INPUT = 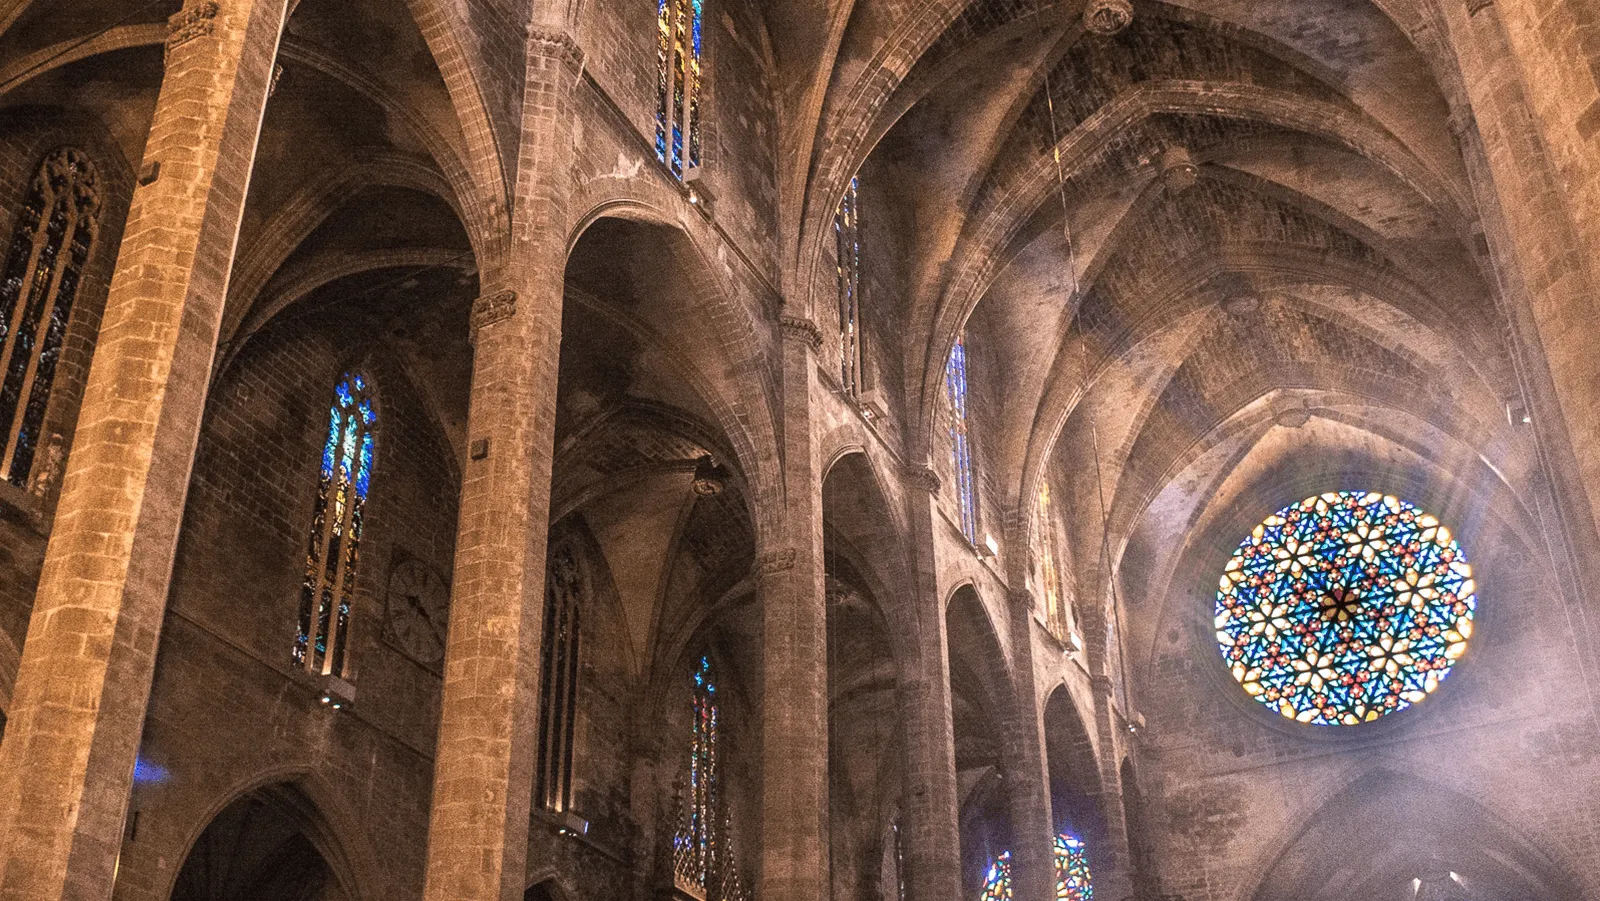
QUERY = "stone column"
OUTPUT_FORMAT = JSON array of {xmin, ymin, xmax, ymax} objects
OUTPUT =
[
  {"xmin": 758, "ymin": 316, "xmax": 829, "ymax": 901},
  {"xmin": 418, "ymin": 29, "xmax": 580, "ymax": 901},
  {"xmin": 1443, "ymin": 0, "xmax": 1600, "ymax": 711},
  {"xmin": 1001, "ymin": 584, "xmax": 1056, "ymax": 901},
  {"xmin": 1086, "ymin": 677, "xmax": 1134, "ymax": 901},
  {"xmin": 0, "ymin": 2, "xmax": 286, "ymax": 899},
  {"xmin": 899, "ymin": 467, "xmax": 963, "ymax": 901}
]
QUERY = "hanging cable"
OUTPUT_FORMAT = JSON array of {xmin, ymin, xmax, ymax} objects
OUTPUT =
[{"xmin": 1042, "ymin": 57, "xmax": 1136, "ymax": 722}]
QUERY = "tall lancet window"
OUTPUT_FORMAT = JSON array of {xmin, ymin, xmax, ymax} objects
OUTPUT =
[
  {"xmin": 0, "ymin": 147, "xmax": 100, "ymax": 488},
  {"xmin": 836, "ymin": 176, "xmax": 863, "ymax": 395},
  {"xmin": 295, "ymin": 372, "xmax": 377, "ymax": 677},
  {"xmin": 1037, "ymin": 481, "xmax": 1069, "ymax": 641},
  {"xmin": 537, "ymin": 541, "xmax": 583, "ymax": 813},
  {"xmin": 673, "ymin": 655, "xmax": 749, "ymax": 901},
  {"xmin": 656, "ymin": 0, "xmax": 704, "ymax": 178},
  {"xmin": 946, "ymin": 334, "xmax": 978, "ymax": 543}
]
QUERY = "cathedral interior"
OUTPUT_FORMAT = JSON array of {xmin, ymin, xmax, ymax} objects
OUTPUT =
[{"xmin": 0, "ymin": 0, "xmax": 1597, "ymax": 899}]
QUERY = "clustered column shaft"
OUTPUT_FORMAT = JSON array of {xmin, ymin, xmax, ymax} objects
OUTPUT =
[
  {"xmin": 418, "ymin": 28, "xmax": 582, "ymax": 901},
  {"xmin": 758, "ymin": 318, "xmax": 830, "ymax": 901}
]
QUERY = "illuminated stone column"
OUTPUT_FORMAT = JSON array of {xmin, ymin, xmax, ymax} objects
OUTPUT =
[
  {"xmin": 0, "ymin": 2, "xmax": 288, "ymax": 899},
  {"xmin": 418, "ymin": 28, "xmax": 580, "ymax": 901},
  {"xmin": 900, "ymin": 466, "xmax": 964, "ymax": 901},
  {"xmin": 758, "ymin": 315, "xmax": 829, "ymax": 901}
]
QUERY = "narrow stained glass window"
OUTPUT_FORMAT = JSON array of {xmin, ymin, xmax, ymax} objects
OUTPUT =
[
  {"xmin": 836, "ymin": 176, "xmax": 863, "ymax": 396},
  {"xmin": 946, "ymin": 334, "xmax": 978, "ymax": 543},
  {"xmin": 673, "ymin": 655, "xmax": 749, "ymax": 901},
  {"xmin": 1037, "ymin": 481, "xmax": 1069, "ymax": 642},
  {"xmin": 295, "ymin": 372, "xmax": 377, "ymax": 677},
  {"xmin": 0, "ymin": 148, "xmax": 99, "ymax": 488},
  {"xmin": 979, "ymin": 834, "xmax": 1094, "ymax": 901},
  {"xmin": 656, "ymin": 0, "xmax": 704, "ymax": 179},
  {"xmin": 1215, "ymin": 491, "xmax": 1476, "ymax": 725},
  {"xmin": 537, "ymin": 542, "xmax": 583, "ymax": 813}
]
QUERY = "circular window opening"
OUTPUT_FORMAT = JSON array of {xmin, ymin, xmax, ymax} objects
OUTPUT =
[{"xmin": 1215, "ymin": 491, "xmax": 1476, "ymax": 726}]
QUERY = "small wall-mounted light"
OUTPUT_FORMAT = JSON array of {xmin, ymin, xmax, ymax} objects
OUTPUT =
[
  {"xmin": 554, "ymin": 811, "xmax": 589, "ymax": 838},
  {"xmin": 1507, "ymin": 401, "xmax": 1532, "ymax": 426},
  {"xmin": 683, "ymin": 165, "xmax": 716, "ymax": 217},
  {"xmin": 317, "ymin": 675, "xmax": 356, "ymax": 712}
]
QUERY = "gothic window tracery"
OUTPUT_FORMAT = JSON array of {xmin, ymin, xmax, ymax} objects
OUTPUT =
[
  {"xmin": 537, "ymin": 540, "xmax": 583, "ymax": 813},
  {"xmin": 946, "ymin": 334, "xmax": 978, "ymax": 543},
  {"xmin": 673, "ymin": 654, "xmax": 749, "ymax": 901},
  {"xmin": 1216, "ymin": 491, "xmax": 1476, "ymax": 725},
  {"xmin": 656, "ymin": 0, "xmax": 704, "ymax": 178},
  {"xmin": 0, "ymin": 147, "xmax": 100, "ymax": 488},
  {"xmin": 295, "ymin": 371, "xmax": 377, "ymax": 677},
  {"xmin": 836, "ymin": 176, "xmax": 863, "ymax": 396}
]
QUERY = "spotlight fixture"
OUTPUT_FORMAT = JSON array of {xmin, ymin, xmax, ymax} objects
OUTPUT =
[
  {"xmin": 317, "ymin": 675, "xmax": 357, "ymax": 712},
  {"xmin": 692, "ymin": 455, "xmax": 729, "ymax": 496}
]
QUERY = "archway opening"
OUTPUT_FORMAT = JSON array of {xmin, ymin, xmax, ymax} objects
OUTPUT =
[{"xmin": 171, "ymin": 784, "xmax": 350, "ymax": 901}]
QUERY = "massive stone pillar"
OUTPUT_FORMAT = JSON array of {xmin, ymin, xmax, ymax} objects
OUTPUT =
[
  {"xmin": 419, "ymin": 29, "xmax": 579, "ymax": 901},
  {"xmin": 1085, "ymin": 677, "xmax": 1133, "ymax": 901},
  {"xmin": 758, "ymin": 315, "xmax": 829, "ymax": 901},
  {"xmin": 1442, "ymin": 0, "xmax": 1600, "ymax": 708},
  {"xmin": 899, "ymin": 468, "xmax": 963, "ymax": 901},
  {"xmin": 0, "ymin": 2, "xmax": 286, "ymax": 899},
  {"xmin": 1002, "ymin": 583, "xmax": 1056, "ymax": 901}
]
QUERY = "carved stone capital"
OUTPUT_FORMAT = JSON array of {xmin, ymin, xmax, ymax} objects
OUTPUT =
[
  {"xmin": 468, "ymin": 290, "xmax": 518, "ymax": 345},
  {"xmin": 1083, "ymin": 0, "xmax": 1134, "ymax": 35},
  {"xmin": 166, "ymin": 2, "xmax": 220, "ymax": 57},
  {"xmin": 778, "ymin": 316, "xmax": 823, "ymax": 352},
  {"xmin": 904, "ymin": 465, "xmax": 942, "ymax": 495},
  {"xmin": 529, "ymin": 28, "xmax": 586, "ymax": 74},
  {"xmin": 758, "ymin": 548, "xmax": 798, "ymax": 578}
]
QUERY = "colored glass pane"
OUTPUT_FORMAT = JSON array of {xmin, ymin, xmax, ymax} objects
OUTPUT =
[
  {"xmin": 1215, "ymin": 491, "xmax": 1476, "ymax": 725},
  {"xmin": 656, "ymin": 0, "xmax": 704, "ymax": 178},
  {"xmin": 295, "ymin": 372, "xmax": 377, "ymax": 676},
  {"xmin": 836, "ymin": 176, "xmax": 863, "ymax": 395},
  {"xmin": 0, "ymin": 148, "xmax": 99, "ymax": 487},
  {"xmin": 979, "ymin": 833, "xmax": 1093, "ymax": 901},
  {"xmin": 1054, "ymin": 833, "xmax": 1092, "ymax": 901},
  {"xmin": 946, "ymin": 335, "xmax": 978, "ymax": 543}
]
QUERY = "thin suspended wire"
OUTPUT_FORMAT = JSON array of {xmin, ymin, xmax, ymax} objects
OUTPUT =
[{"xmin": 1043, "ymin": 60, "xmax": 1135, "ymax": 719}]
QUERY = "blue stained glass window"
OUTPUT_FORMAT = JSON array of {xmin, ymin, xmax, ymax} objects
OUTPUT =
[
  {"xmin": 295, "ymin": 371, "xmax": 378, "ymax": 677},
  {"xmin": 979, "ymin": 833, "xmax": 1094, "ymax": 901},
  {"xmin": 836, "ymin": 176, "xmax": 863, "ymax": 396},
  {"xmin": 657, "ymin": 0, "xmax": 705, "ymax": 178},
  {"xmin": 0, "ymin": 148, "xmax": 99, "ymax": 488},
  {"xmin": 1216, "ymin": 491, "xmax": 1476, "ymax": 725},
  {"xmin": 946, "ymin": 335, "xmax": 978, "ymax": 543}
]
